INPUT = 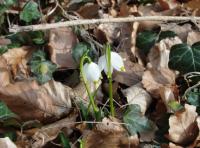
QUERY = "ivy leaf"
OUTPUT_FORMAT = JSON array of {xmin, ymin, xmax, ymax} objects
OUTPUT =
[
  {"xmin": 30, "ymin": 31, "xmax": 45, "ymax": 45},
  {"xmin": 168, "ymin": 101, "xmax": 184, "ymax": 112},
  {"xmin": 136, "ymin": 30, "xmax": 158, "ymax": 55},
  {"xmin": 0, "ymin": 101, "xmax": 16, "ymax": 121},
  {"xmin": 168, "ymin": 42, "xmax": 200, "ymax": 74},
  {"xmin": 186, "ymin": 88, "xmax": 200, "ymax": 107},
  {"xmin": 123, "ymin": 104, "xmax": 154, "ymax": 135},
  {"xmin": 158, "ymin": 31, "xmax": 177, "ymax": 42},
  {"xmin": 30, "ymin": 50, "xmax": 57, "ymax": 84},
  {"xmin": 72, "ymin": 42, "xmax": 88, "ymax": 63},
  {"xmin": 20, "ymin": 1, "xmax": 41, "ymax": 23}
]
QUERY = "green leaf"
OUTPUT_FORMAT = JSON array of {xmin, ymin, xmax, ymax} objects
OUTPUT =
[
  {"xmin": 168, "ymin": 101, "xmax": 184, "ymax": 112},
  {"xmin": 0, "ymin": 46, "xmax": 8, "ymax": 55},
  {"xmin": 186, "ymin": 88, "xmax": 200, "ymax": 107},
  {"xmin": 59, "ymin": 132, "xmax": 71, "ymax": 148},
  {"xmin": 72, "ymin": 42, "xmax": 88, "ymax": 63},
  {"xmin": 158, "ymin": 31, "xmax": 177, "ymax": 42},
  {"xmin": 168, "ymin": 42, "xmax": 200, "ymax": 74},
  {"xmin": 123, "ymin": 104, "xmax": 154, "ymax": 135},
  {"xmin": 20, "ymin": 1, "xmax": 41, "ymax": 23},
  {"xmin": 0, "ymin": 101, "xmax": 16, "ymax": 121},
  {"xmin": 30, "ymin": 50, "xmax": 57, "ymax": 84},
  {"xmin": 136, "ymin": 30, "xmax": 158, "ymax": 55},
  {"xmin": 30, "ymin": 31, "xmax": 45, "ymax": 45}
]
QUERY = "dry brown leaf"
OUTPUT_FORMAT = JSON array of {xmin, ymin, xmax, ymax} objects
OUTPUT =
[
  {"xmin": 48, "ymin": 27, "xmax": 77, "ymax": 69},
  {"xmin": 122, "ymin": 84, "xmax": 152, "ymax": 115},
  {"xmin": 148, "ymin": 37, "xmax": 182, "ymax": 69},
  {"xmin": 159, "ymin": 86, "xmax": 176, "ymax": 112},
  {"xmin": 83, "ymin": 117, "xmax": 139, "ymax": 148},
  {"xmin": 142, "ymin": 68, "xmax": 176, "ymax": 97},
  {"xmin": 168, "ymin": 104, "xmax": 199, "ymax": 146},
  {"xmin": 158, "ymin": 0, "xmax": 179, "ymax": 10},
  {"xmin": 95, "ymin": 117, "xmax": 125, "ymax": 133},
  {"xmin": 0, "ymin": 57, "xmax": 11, "ymax": 87},
  {"xmin": 0, "ymin": 137, "xmax": 17, "ymax": 148},
  {"xmin": 113, "ymin": 52, "xmax": 145, "ymax": 86},
  {"xmin": 0, "ymin": 80, "xmax": 74, "ymax": 122},
  {"xmin": 169, "ymin": 143, "xmax": 183, "ymax": 148},
  {"xmin": 184, "ymin": 0, "xmax": 200, "ymax": 10},
  {"xmin": 187, "ymin": 31, "xmax": 200, "ymax": 45},
  {"xmin": 30, "ymin": 112, "xmax": 77, "ymax": 148},
  {"xmin": 2, "ymin": 46, "xmax": 34, "ymax": 79},
  {"xmin": 77, "ymin": 3, "xmax": 99, "ymax": 19}
]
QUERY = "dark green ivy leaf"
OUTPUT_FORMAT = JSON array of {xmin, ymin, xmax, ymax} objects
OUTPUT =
[
  {"xmin": 168, "ymin": 42, "xmax": 200, "ymax": 74},
  {"xmin": 158, "ymin": 31, "xmax": 177, "ymax": 42},
  {"xmin": 30, "ymin": 31, "xmax": 45, "ymax": 45},
  {"xmin": 123, "ymin": 104, "xmax": 155, "ymax": 135},
  {"xmin": 29, "ymin": 50, "xmax": 57, "ymax": 84},
  {"xmin": 186, "ymin": 88, "xmax": 200, "ymax": 107},
  {"xmin": 0, "ymin": 101, "xmax": 16, "ymax": 121},
  {"xmin": 72, "ymin": 42, "xmax": 88, "ymax": 63},
  {"xmin": 136, "ymin": 30, "xmax": 158, "ymax": 55},
  {"xmin": 20, "ymin": 1, "xmax": 41, "ymax": 23}
]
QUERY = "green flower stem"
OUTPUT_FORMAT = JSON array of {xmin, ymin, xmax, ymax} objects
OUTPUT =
[
  {"xmin": 80, "ymin": 55, "xmax": 99, "ymax": 116},
  {"xmin": 106, "ymin": 44, "xmax": 115, "ymax": 116}
]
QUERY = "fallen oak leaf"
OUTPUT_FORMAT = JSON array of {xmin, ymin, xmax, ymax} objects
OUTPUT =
[
  {"xmin": 30, "ymin": 112, "xmax": 77, "ymax": 148},
  {"xmin": 122, "ymin": 84, "xmax": 152, "ymax": 115},
  {"xmin": 0, "ymin": 80, "xmax": 74, "ymax": 122},
  {"xmin": 83, "ymin": 117, "xmax": 139, "ymax": 148},
  {"xmin": 48, "ymin": 27, "xmax": 78, "ymax": 69},
  {"xmin": 2, "ymin": 46, "xmax": 35, "ymax": 79},
  {"xmin": 168, "ymin": 104, "xmax": 199, "ymax": 146},
  {"xmin": 142, "ymin": 68, "xmax": 176, "ymax": 97}
]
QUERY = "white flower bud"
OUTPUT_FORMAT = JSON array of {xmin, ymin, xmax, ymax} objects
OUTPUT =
[{"xmin": 83, "ymin": 62, "xmax": 101, "ymax": 83}]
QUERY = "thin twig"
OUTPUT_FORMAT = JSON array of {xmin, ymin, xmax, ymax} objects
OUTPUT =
[{"xmin": 9, "ymin": 16, "xmax": 200, "ymax": 33}]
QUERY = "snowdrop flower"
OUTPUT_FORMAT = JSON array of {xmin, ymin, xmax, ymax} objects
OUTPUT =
[
  {"xmin": 83, "ymin": 62, "xmax": 101, "ymax": 83},
  {"xmin": 98, "ymin": 51, "xmax": 125, "ymax": 74}
]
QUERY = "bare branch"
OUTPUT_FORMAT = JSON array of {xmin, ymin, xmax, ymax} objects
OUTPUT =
[{"xmin": 9, "ymin": 16, "xmax": 200, "ymax": 33}]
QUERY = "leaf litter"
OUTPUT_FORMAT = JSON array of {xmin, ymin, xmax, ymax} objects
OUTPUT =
[{"xmin": 1, "ymin": 0, "xmax": 200, "ymax": 148}]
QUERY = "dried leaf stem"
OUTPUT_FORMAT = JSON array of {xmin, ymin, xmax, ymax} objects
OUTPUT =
[{"xmin": 9, "ymin": 16, "xmax": 200, "ymax": 33}]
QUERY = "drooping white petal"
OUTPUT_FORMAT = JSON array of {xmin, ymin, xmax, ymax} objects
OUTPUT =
[
  {"xmin": 98, "ymin": 55, "xmax": 106, "ymax": 72},
  {"xmin": 111, "ymin": 52, "xmax": 125, "ymax": 71},
  {"xmin": 98, "ymin": 54, "xmax": 114, "ymax": 74},
  {"xmin": 83, "ymin": 62, "xmax": 101, "ymax": 83}
]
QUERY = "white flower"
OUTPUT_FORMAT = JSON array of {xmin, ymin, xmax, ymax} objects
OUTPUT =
[
  {"xmin": 98, "ymin": 51, "xmax": 125, "ymax": 74},
  {"xmin": 83, "ymin": 62, "xmax": 101, "ymax": 83}
]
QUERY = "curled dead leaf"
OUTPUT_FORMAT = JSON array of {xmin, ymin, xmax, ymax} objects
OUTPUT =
[
  {"xmin": 142, "ymin": 68, "xmax": 176, "ymax": 97},
  {"xmin": 48, "ymin": 27, "xmax": 77, "ymax": 69},
  {"xmin": 159, "ymin": 86, "xmax": 176, "ymax": 112},
  {"xmin": 148, "ymin": 37, "xmax": 182, "ymax": 69},
  {"xmin": 0, "ymin": 80, "xmax": 74, "ymax": 122},
  {"xmin": 168, "ymin": 104, "xmax": 199, "ymax": 146},
  {"xmin": 2, "ymin": 46, "xmax": 35, "ymax": 79},
  {"xmin": 122, "ymin": 84, "xmax": 152, "ymax": 115},
  {"xmin": 0, "ymin": 57, "xmax": 10, "ymax": 87},
  {"xmin": 83, "ymin": 117, "xmax": 139, "ymax": 148},
  {"xmin": 30, "ymin": 112, "xmax": 77, "ymax": 148},
  {"xmin": 187, "ymin": 31, "xmax": 200, "ymax": 45}
]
